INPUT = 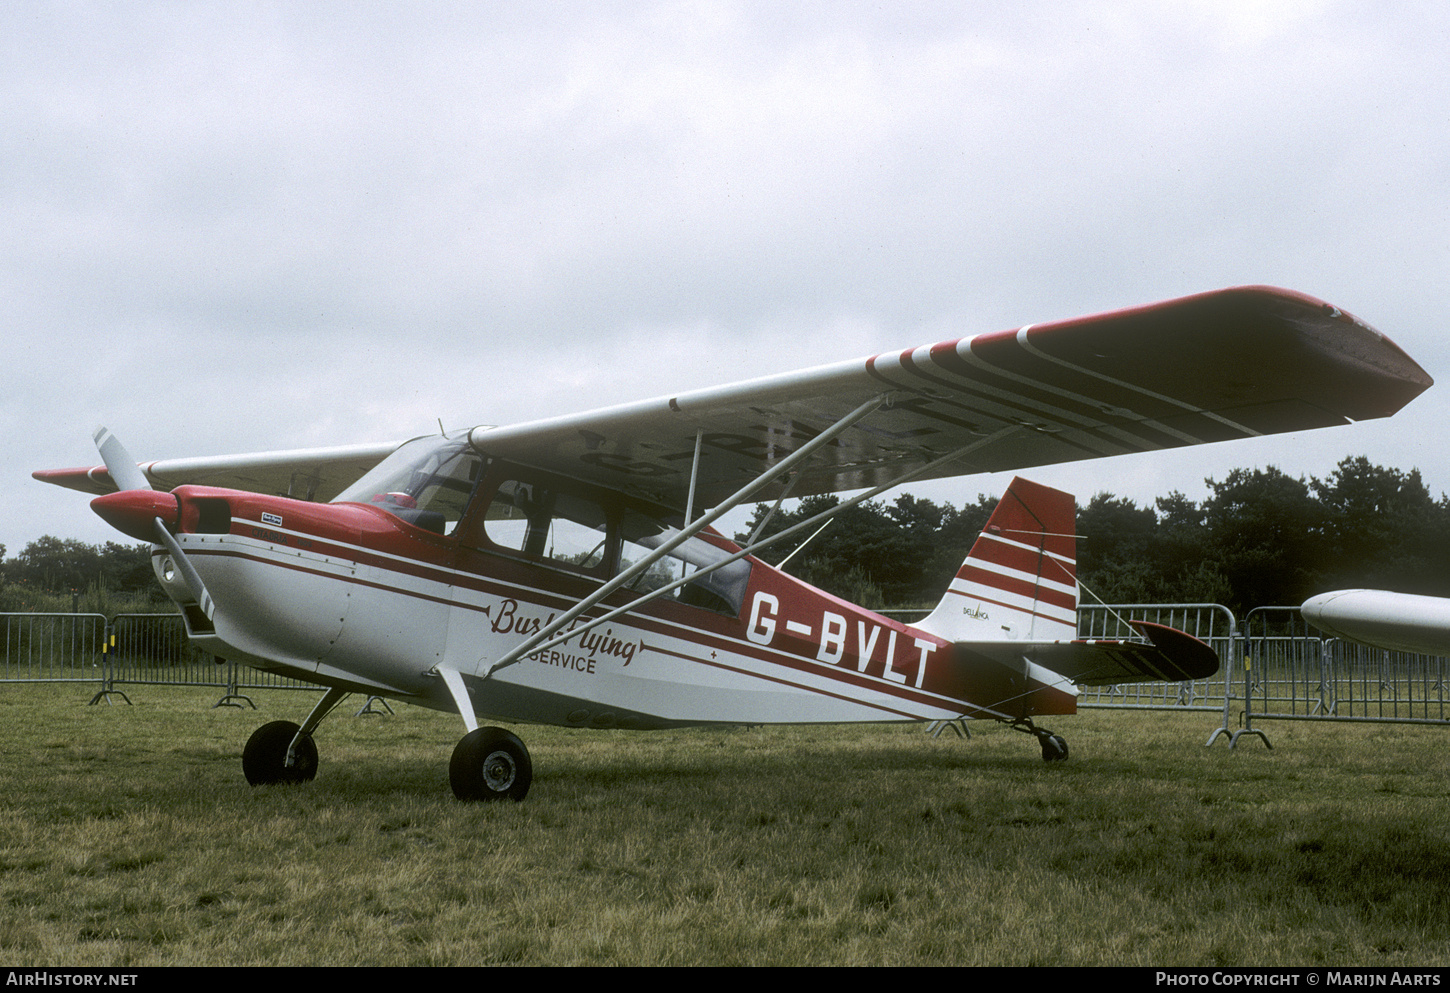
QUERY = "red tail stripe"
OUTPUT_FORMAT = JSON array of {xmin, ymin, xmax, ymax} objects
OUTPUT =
[
  {"xmin": 965, "ymin": 538, "xmax": 1077, "ymax": 584},
  {"xmin": 944, "ymin": 588, "xmax": 1078, "ymax": 629},
  {"xmin": 955, "ymin": 564, "xmax": 1078, "ymax": 612}
]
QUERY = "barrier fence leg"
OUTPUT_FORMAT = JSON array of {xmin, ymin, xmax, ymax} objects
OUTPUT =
[
  {"xmin": 1229, "ymin": 639, "xmax": 1271, "ymax": 750},
  {"xmin": 926, "ymin": 718, "xmax": 970, "ymax": 739},
  {"xmin": 213, "ymin": 658, "xmax": 255, "ymax": 709},
  {"xmin": 355, "ymin": 696, "xmax": 396, "ymax": 716},
  {"xmin": 1205, "ymin": 634, "xmax": 1238, "ymax": 747},
  {"xmin": 88, "ymin": 619, "xmax": 131, "ymax": 706}
]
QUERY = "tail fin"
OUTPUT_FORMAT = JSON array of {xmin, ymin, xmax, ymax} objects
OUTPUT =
[{"xmin": 915, "ymin": 477, "xmax": 1077, "ymax": 643}]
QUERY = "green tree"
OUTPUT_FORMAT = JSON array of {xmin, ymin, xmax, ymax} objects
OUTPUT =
[
  {"xmin": 1199, "ymin": 467, "xmax": 1326, "ymax": 611},
  {"xmin": 2, "ymin": 537, "xmax": 157, "ymax": 598},
  {"xmin": 732, "ymin": 458, "xmax": 1450, "ymax": 612},
  {"xmin": 1310, "ymin": 456, "xmax": 1450, "ymax": 595},
  {"xmin": 737, "ymin": 492, "xmax": 972, "ymax": 605},
  {"xmin": 922, "ymin": 493, "xmax": 999, "ymax": 600}
]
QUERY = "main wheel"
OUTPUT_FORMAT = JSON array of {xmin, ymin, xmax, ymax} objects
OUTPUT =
[
  {"xmin": 243, "ymin": 720, "xmax": 319, "ymax": 785},
  {"xmin": 1040, "ymin": 733, "xmax": 1069, "ymax": 763},
  {"xmin": 450, "ymin": 727, "xmax": 532, "ymax": 801}
]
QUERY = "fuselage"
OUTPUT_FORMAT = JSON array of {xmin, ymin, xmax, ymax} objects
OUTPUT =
[
  {"xmin": 140, "ymin": 470, "xmax": 1074, "ymax": 730},
  {"xmin": 1301, "ymin": 589, "xmax": 1450, "ymax": 657}
]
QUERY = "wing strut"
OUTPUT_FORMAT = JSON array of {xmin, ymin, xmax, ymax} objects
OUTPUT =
[
  {"xmin": 486, "ymin": 423, "xmax": 1022, "ymax": 676},
  {"xmin": 482, "ymin": 395, "xmax": 891, "ymax": 677},
  {"xmin": 747, "ymin": 469, "xmax": 806, "ymax": 546},
  {"xmin": 682, "ymin": 428, "xmax": 703, "ymax": 528},
  {"xmin": 680, "ymin": 429, "xmax": 704, "ymax": 583}
]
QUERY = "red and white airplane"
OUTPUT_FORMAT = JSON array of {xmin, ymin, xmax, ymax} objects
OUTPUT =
[{"xmin": 35, "ymin": 286, "xmax": 1431, "ymax": 800}]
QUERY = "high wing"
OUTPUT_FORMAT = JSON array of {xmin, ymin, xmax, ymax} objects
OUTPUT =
[
  {"xmin": 33, "ymin": 440, "xmax": 403, "ymax": 502},
  {"xmin": 466, "ymin": 285, "xmax": 1430, "ymax": 510},
  {"xmin": 34, "ymin": 287, "xmax": 1430, "ymax": 511},
  {"xmin": 1300, "ymin": 589, "xmax": 1450, "ymax": 657}
]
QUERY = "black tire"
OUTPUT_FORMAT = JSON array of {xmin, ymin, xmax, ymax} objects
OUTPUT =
[
  {"xmin": 243, "ymin": 720, "xmax": 319, "ymax": 785},
  {"xmin": 450, "ymin": 727, "xmax": 532, "ymax": 801},
  {"xmin": 1041, "ymin": 734, "xmax": 1069, "ymax": 763}
]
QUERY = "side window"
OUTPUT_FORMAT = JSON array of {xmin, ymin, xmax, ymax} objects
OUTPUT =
[
  {"xmin": 618, "ymin": 508, "xmax": 751, "ymax": 616},
  {"xmin": 481, "ymin": 480, "xmax": 608, "ymax": 572},
  {"xmin": 463, "ymin": 469, "xmax": 751, "ymax": 614}
]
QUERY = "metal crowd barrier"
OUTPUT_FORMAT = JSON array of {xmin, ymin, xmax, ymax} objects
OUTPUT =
[
  {"xmin": 1226, "ymin": 606, "xmax": 1450, "ymax": 748},
  {"xmin": 1076, "ymin": 602, "xmax": 1237, "ymax": 714},
  {"xmin": 0, "ymin": 612, "xmax": 108, "ymax": 684},
  {"xmin": 2, "ymin": 611, "xmax": 318, "ymax": 707}
]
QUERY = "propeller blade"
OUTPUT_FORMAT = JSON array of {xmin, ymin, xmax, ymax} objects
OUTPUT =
[
  {"xmin": 89, "ymin": 427, "xmax": 215, "ymax": 621},
  {"xmin": 92, "ymin": 426, "xmax": 153, "ymax": 492},
  {"xmin": 153, "ymin": 520, "xmax": 215, "ymax": 621}
]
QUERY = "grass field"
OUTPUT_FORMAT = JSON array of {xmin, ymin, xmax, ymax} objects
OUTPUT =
[{"xmin": 2, "ymin": 683, "xmax": 1448, "ymax": 967}]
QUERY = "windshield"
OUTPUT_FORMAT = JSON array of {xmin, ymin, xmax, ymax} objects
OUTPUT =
[{"xmin": 333, "ymin": 433, "xmax": 484, "ymax": 535}]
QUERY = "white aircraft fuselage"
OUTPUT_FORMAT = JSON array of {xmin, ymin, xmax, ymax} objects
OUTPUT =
[
  {"xmin": 1301, "ymin": 589, "xmax": 1450, "ymax": 657},
  {"xmin": 117, "ymin": 477, "xmax": 1071, "ymax": 732}
]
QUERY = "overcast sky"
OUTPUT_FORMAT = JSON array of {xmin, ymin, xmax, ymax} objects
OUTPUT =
[{"xmin": 3, "ymin": 1, "xmax": 1447, "ymax": 557}]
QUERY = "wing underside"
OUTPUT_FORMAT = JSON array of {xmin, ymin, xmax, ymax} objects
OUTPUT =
[
  {"xmin": 467, "ymin": 286, "xmax": 1431, "ymax": 510},
  {"xmin": 33, "ymin": 287, "xmax": 1431, "ymax": 511}
]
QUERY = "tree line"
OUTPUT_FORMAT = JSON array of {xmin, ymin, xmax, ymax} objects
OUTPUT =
[
  {"xmin": 5, "ymin": 455, "xmax": 1447, "ymax": 616},
  {"xmin": 0, "ymin": 537, "xmax": 162, "ymax": 613},
  {"xmin": 735, "ymin": 456, "xmax": 1450, "ymax": 614}
]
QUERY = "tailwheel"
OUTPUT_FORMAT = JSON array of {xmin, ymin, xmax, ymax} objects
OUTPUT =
[
  {"xmin": 450, "ymin": 726, "xmax": 532, "ymax": 801},
  {"xmin": 1008, "ymin": 719, "xmax": 1069, "ymax": 763},
  {"xmin": 242, "ymin": 720, "xmax": 319, "ymax": 785}
]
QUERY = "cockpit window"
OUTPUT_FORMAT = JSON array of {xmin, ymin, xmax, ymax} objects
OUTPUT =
[
  {"xmin": 332, "ymin": 433, "xmax": 484, "ymax": 536},
  {"xmin": 483, "ymin": 481, "xmax": 608, "ymax": 570},
  {"xmin": 618, "ymin": 508, "xmax": 752, "ymax": 615},
  {"xmin": 468, "ymin": 469, "xmax": 752, "ymax": 615}
]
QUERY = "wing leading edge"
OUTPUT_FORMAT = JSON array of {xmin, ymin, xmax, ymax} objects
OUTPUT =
[
  {"xmin": 33, "ymin": 287, "xmax": 1431, "ymax": 511},
  {"xmin": 33, "ymin": 440, "xmax": 404, "ymax": 501}
]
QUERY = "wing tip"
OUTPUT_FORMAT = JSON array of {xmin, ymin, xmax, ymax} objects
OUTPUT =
[{"xmin": 32, "ymin": 465, "xmax": 116, "ymax": 495}]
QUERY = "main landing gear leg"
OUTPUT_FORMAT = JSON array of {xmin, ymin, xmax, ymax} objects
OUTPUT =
[
  {"xmin": 1008, "ymin": 719, "xmax": 1069, "ymax": 763},
  {"xmin": 242, "ymin": 687, "xmax": 349, "ymax": 786},
  {"xmin": 435, "ymin": 665, "xmax": 533, "ymax": 801}
]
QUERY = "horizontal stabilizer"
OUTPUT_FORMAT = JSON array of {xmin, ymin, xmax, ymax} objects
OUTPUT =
[{"xmin": 957, "ymin": 621, "xmax": 1219, "ymax": 687}]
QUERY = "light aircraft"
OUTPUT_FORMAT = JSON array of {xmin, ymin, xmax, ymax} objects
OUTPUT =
[
  {"xmin": 35, "ymin": 286, "xmax": 1431, "ymax": 800},
  {"xmin": 1300, "ymin": 589, "xmax": 1450, "ymax": 657}
]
